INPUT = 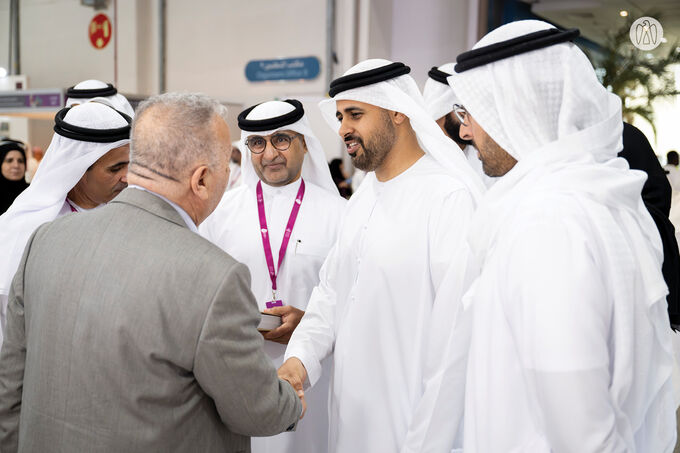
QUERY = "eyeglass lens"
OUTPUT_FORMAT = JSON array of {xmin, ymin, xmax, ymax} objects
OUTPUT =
[{"xmin": 246, "ymin": 134, "xmax": 293, "ymax": 153}]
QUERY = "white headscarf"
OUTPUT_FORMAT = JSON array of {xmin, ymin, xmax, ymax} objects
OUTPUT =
[
  {"xmin": 65, "ymin": 79, "xmax": 135, "ymax": 118},
  {"xmin": 0, "ymin": 102, "xmax": 130, "ymax": 297},
  {"xmin": 319, "ymin": 59, "xmax": 484, "ymax": 201},
  {"xmin": 451, "ymin": 22, "xmax": 672, "ymax": 423},
  {"xmin": 449, "ymin": 21, "xmax": 621, "ymax": 163},
  {"xmin": 240, "ymin": 100, "xmax": 338, "ymax": 195},
  {"xmin": 448, "ymin": 19, "xmax": 652, "ymax": 257},
  {"xmin": 422, "ymin": 62, "xmax": 460, "ymax": 121}
]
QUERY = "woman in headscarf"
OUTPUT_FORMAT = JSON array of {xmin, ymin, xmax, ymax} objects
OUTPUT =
[{"xmin": 0, "ymin": 139, "xmax": 29, "ymax": 214}]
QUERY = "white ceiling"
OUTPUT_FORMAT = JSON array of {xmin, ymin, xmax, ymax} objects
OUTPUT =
[{"xmin": 520, "ymin": 0, "xmax": 680, "ymax": 54}]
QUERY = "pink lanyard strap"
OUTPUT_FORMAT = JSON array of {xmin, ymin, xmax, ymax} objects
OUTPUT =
[
  {"xmin": 256, "ymin": 179, "xmax": 306, "ymax": 299},
  {"xmin": 66, "ymin": 199, "xmax": 78, "ymax": 213}
]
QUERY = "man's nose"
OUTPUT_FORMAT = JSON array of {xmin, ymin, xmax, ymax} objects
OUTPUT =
[
  {"xmin": 459, "ymin": 122, "xmax": 473, "ymax": 141},
  {"xmin": 338, "ymin": 119, "xmax": 352, "ymax": 139},
  {"xmin": 262, "ymin": 140, "xmax": 279, "ymax": 161}
]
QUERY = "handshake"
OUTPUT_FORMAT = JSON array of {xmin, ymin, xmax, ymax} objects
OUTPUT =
[{"xmin": 278, "ymin": 357, "xmax": 309, "ymax": 419}]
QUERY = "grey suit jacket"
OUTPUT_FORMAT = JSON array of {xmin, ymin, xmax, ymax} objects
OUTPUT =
[{"xmin": 0, "ymin": 188, "xmax": 301, "ymax": 453}]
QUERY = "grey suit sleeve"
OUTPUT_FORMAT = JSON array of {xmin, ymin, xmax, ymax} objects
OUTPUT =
[
  {"xmin": 193, "ymin": 262, "xmax": 301, "ymax": 437},
  {"xmin": 0, "ymin": 229, "xmax": 37, "ymax": 453}
]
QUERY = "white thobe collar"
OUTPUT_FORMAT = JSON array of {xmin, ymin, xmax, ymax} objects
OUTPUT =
[
  {"xmin": 65, "ymin": 198, "xmax": 86, "ymax": 212},
  {"xmin": 127, "ymin": 185, "xmax": 198, "ymax": 233},
  {"xmin": 65, "ymin": 198, "xmax": 103, "ymax": 212},
  {"xmin": 258, "ymin": 177, "xmax": 303, "ymax": 198},
  {"xmin": 373, "ymin": 154, "xmax": 427, "ymax": 191}
]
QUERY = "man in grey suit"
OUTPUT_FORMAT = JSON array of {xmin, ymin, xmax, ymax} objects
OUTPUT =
[{"xmin": 0, "ymin": 93, "xmax": 303, "ymax": 453}]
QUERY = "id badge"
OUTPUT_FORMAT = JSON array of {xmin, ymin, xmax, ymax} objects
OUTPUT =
[{"xmin": 266, "ymin": 300, "xmax": 284, "ymax": 309}]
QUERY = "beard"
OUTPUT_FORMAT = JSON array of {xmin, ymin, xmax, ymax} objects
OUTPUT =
[
  {"xmin": 475, "ymin": 132, "xmax": 516, "ymax": 177},
  {"xmin": 346, "ymin": 111, "xmax": 395, "ymax": 172},
  {"xmin": 444, "ymin": 113, "xmax": 473, "ymax": 147}
]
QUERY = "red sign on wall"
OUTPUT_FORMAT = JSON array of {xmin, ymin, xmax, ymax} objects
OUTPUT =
[{"xmin": 89, "ymin": 14, "xmax": 112, "ymax": 49}]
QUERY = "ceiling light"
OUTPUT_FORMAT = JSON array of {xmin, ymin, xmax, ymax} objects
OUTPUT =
[{"xmin": 620, "ymin": 10, "xmax": 628, "ymax": 17}]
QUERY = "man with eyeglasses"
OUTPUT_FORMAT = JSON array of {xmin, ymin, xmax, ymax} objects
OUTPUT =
[
  {"xmin": 422, "ymin": 63, "xmax": 494, "ymax": 187},
  {"xmin": 447, "ymin": 20, "xmax": 676, "ymax": 452},
  {"xmin": 200, "ymin": 99, "xmax": 345, "ymax": 453}
]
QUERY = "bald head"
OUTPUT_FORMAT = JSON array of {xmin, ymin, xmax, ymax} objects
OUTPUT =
[
  {"xmin": 128, "ymin": 93, "xmax": 232, "ymax": 225},
  {"xmin": 131, "ymin": 93, "xmax": 229, "ymax": 180}
]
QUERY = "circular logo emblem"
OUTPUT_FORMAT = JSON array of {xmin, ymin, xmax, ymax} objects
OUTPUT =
[
  {"xmin": 89, "ymin": 13, "xmax": 112, "ymax": 50},
  {"xmin": 630, "ymin": 17, "xmax": 663, "ymax": 50}
]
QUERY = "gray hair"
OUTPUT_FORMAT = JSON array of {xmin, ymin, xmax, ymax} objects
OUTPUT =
[{"xmin": 130, "ymin": 92, "xmax": 229, "ymax": 180}]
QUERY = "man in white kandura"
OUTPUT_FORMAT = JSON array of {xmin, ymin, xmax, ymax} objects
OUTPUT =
[
  {"xmin": 277, "ymin": 59, "xmax": 485, "ymax": 452},
  {"xmin": 0, "ymin": 102, "xmax": 130, "ymax": 347},
  {"xmin": 449, "ymin": 20, "xmax": 676, "ymax": 452},
  {"xmin": 226, "ymin": 140, "xmax": 243, "ymax": 191},
  {"xmin": 422, "ymin": 62, "xmax": 495, "ymax": 187},
  {"xmin": 200, "ymin": 99, "xmax": 346, "ymax": 453},
  {"xmin": 65, "ymin": 79, "xmax": 136, "ymax": 117}
]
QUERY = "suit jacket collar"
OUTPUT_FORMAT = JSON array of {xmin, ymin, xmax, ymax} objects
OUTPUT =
[{"xmin": 111, "ymin": 187, "xmax": 188, "ymax": 229}]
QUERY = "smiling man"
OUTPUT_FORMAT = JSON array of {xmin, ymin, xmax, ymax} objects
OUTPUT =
[
  {"xmin": 200, "ymin": 99, "xmax": 345, "ymax": 453},
  {"xmin": 277, "ymin": 59, "xmax": 484, "ymax": 452},
  {"xmin": 0, "ymin": 101, "xmax": 131, "ymax": 348}
]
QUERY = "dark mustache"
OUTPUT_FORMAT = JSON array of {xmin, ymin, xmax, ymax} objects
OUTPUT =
[
  {"xmin": 343, "ymin": 134, "xmax": 363, "ymax": 146},
  {"xmin": 263, "ymin": 159, "xmax": 286, "ymax": 166}
]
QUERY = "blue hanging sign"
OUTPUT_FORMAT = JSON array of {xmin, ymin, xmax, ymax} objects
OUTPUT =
[{"xmin": 245, "ymin": 56, "xmax": 320, "ymax": 82}]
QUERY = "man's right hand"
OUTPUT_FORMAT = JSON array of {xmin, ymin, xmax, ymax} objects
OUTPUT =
[{"xmin": 278, "ymin": 357, "xmax": 308, "ymax": 419}]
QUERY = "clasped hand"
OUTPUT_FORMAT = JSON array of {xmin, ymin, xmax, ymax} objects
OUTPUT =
[
  {"xmin": 278, "ymin": 357, "xmax": 309, "ymax": 419},
  {"xmin": 262, "ymin": 305, "xmax": 305, "ymax": 344}
]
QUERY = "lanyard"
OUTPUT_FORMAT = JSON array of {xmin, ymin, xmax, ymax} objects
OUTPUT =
[
  {"xmin": 256, "ymin": 179, "xmax": 306, "ymax": 301},
  {"xmin": 66, "ymin": 199, "xmax": 78, "ymax": 212}
]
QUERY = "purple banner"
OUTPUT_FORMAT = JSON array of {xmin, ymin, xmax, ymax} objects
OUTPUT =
[{"xmin": 0, "ymin": 90, "xmax": 64, "ymax": 111}]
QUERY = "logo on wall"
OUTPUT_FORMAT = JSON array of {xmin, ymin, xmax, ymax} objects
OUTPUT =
[
  {"xmin": 89, "ymin": 13, "xmax": 112, "ymax": 49},
  {"xmin": 630, "ymin": 17, "xmax": 663, "ymax": 51}
]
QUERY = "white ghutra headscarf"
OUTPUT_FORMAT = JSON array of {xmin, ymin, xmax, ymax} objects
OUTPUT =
[
  {"xmin": 422, "ymin": 62, "xmax": 460, "ymax": 121},
  {"xmin": 319, "ymin": 59, "xmax": 485, "ymax": 201},
  {"xmin": 66, "ymin": 79, "xmax": 135, "ymax": 118}
]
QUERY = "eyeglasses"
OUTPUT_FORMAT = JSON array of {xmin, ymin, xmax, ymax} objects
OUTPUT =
[
  {"xmin": 244, "ymin": 133, "xmax": 301, "ymax": 154},
  {"xmin": 453, "ymin": 104, "xmax": 469, "ymax": 126}
]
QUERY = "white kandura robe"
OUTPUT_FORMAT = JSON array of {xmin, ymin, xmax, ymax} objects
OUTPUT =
[
  {"xmin": 200, "ymin": 178, "xmax": 346, "ymax": 453},
  {"xmin": 463, "ymin": 194, "xmax": 676, "ymax": 452},
  {"xmin": 227, "ymin": 161, "xmax": 242, "ymax": 191},
  {"xmin": 284, "ymin": 155, "xmax": 476, "ymax": 453}
]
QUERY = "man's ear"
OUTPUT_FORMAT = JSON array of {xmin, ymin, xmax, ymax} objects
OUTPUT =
[
  {"xmin": 392, "ymin": 110, "xmax": 408, "ymax": 125},
  {"xmin": 190, "ymin": 165, "xmax": 210, "ymax": 200},
  {"xmin": 301, "ymin": 136, "xmax": 308, "ymax": 153}
]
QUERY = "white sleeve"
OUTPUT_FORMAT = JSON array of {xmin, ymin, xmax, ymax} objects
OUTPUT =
[
  {"xmin": 284, "ymin": 241, "xmax": 340, "ymax": 387},
  {"xmin": 402, "ymin": 189, "xmax": 476, "ymax": 453},
  {"xmin": 507, "ymin": 219, "xmax": 629, "ymax": 453}
]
